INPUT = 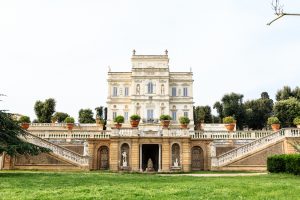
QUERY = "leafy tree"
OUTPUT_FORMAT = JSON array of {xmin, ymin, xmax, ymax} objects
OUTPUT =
[
  {"xmin": 0, "ymin": 111, "xmax": 50, "ymax": 156},
  {"xmin": 103, "ymin": 107, "xmax": 108, "ymax": 130},
  {"xmin": 276, "ymin": 86, "xmax": 293, "ymax": 101},
  {"xmin": 214, "ymin": 93, "xmax": 246, "ymax": 130},
  {"xmin": 244, "ymin": 92, "xmax": 274, "ymax": 130},
  {"xmin": 274, "ymin": 97, "xmax": 300, "ymax": 127},
  {"xmin": 213, "ymin": 101, "xmax": 223, "ymax": 122},
  {"xmin": 52, "ymin": 112, "xmax": 69, "ymax": 123},
  {"xmin": 78, "ymin": 109, "xmax": 95, "ymax": 123},
  {"xmin": 293, "ymin": 87, "xmax": 300, "ymax": 101},
  {"xmin": 193, "ymin": 106, "xmax": 212, "ymax": 130},
  {"xmin": 95, "ymin": 106, "xmax": 104, "ymax": 119},
  {"xmin": 34, "ymin": 98, "xmax": 56, "ymax": 123}
]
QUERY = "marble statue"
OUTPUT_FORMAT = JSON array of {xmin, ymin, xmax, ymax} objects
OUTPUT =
[
  {"xmin": 174, "ymin": 158, "xmax": 179, "ymax": 167},
  {"xmin": 136, "ymin": 84, "xmax": 140, "ymax": 95},
  {"xmin": 146, "ymin": 158, "xmax": 154, "ymax": 171},
  {"xmin": 83, "ymin": 141, "xmax": 89, "ymax": 156},
  {"xmin": 161, "ymin": 84, "xmax": 165, "ymax": 95},
  {"xmin": 122, "ymin": 151, "xmax": 127, "ymax": 167}
]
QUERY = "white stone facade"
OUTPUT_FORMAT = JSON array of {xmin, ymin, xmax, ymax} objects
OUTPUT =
[{"xmin": 106, "ymin": 51, "xmax": 194, "ymax": 130}]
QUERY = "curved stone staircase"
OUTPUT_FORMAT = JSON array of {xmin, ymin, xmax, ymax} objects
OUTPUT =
[
  {"xmin": 212, "ymin": 128, "xmax": 300, "ymax": 168},
  {"xmin": 23, "ymin": 131, "xmax": 89, "ymax": 168}
]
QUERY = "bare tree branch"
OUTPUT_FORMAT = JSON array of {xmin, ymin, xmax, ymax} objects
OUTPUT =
[{"xmin": 267, "ymin": 0, "xmax": 300, "ymax": 25}]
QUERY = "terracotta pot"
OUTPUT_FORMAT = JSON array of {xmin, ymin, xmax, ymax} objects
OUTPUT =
[
  {"xmin": 66, "ymin": 123, "xmax": 74, "ymax": 131},
  {"xmin": 161, "ymin": 120, "xmax": 170, "ymax": 129},
  {"xmin": 225, "ymin": 123, "xmax": 235, "ymax": 132},
  {"xmin": 271, "ymin": 124, "xmax": 280, "ymax": 131},
  {"xmin": 297, "ymin": 125, "xmax": 300, "ymax": 129},
  {"xmin": 130, "ymin": 120, "xmax": 140, "ymax": 128},
  {"xmin": 180, "ymin": 124, "xmax": 188, "ymax": 129},
  {"xmin": 115, "ymin": 123, "xmax": 122, "ymax": 129},
  {"xmin": 21, "ymin": 123, "xmax": 29, "ymax": 130}
]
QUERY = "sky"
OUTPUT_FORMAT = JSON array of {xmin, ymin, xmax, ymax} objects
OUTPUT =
[{"xmin": 1, "ymin": 0, "xmax": 300, "ymax": 121}]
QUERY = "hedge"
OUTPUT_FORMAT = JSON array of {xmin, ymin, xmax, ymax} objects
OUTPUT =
[{"xmin": 267, "ymin": 154, "xmax": 300, "ymax": 175}]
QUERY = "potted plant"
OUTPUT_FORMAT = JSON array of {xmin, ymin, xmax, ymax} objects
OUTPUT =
[
  {"xmin": 19, "ymin": 115, "xmax": 31, "ymax": 130},
  {"xmin": 64, "ymin": 117, "xmax": 75, "ymax": 130},
  {"xmin": 223, "ymin": 116, "xmax": 236, "ymax": 132},
  {"xmin": 130, "ymin": 114, "xmax": 141, "ymax": 128},
  {"xmin": 114, "ymin": 115, "xmax": 124, "ymax": 129},
  {"xmin": 160, "ymin": 114, "xmax": 172, "ymax": 129},
  {"xmin": 267, "ymin": 116, "xmax": 280, "ymax": 131},
  {"xmin": 179, "ymin": 116, "xmax": 190, "ymax": 129},
  {"xmin": 293, "ymin": 117, "xmax": 300, "ymax": 128}
]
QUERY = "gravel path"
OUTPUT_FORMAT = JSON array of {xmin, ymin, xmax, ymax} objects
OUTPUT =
[{"xmin": 159, "ymin": 173, "xmax": 268, "ymax": 177}]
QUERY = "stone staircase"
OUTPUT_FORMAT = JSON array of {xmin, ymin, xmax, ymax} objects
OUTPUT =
[
  {"xmin": 212, "ymin": 128, "xmax": 300, "ymax": 168},
  {"xmin": 23, "ymin": 131, "xmax": 89, "ymax": 168}
]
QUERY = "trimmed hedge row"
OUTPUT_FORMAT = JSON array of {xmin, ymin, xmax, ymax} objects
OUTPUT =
[{"xmin": 267, "ymin": 154, "xmax": 300, "ymax": 175}]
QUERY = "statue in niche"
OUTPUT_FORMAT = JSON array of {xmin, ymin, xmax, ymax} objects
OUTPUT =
[
  {"xmin": 122, "ymin": 151, "xmax": 127, "ymax": 167},
  {"xmin": 161, "ymin": 84, "xmax": 165, "ymax": 95},
  {"xmin": 174, "ymin": 158, "xmax": 179, "ymax": 167},
  {"xmin": 146, "ymin": 158, "xmax": 154, "ymax": 171},
  {"xmin": 136, "ymin": 84, "xmax": 140, "ymax": 95}
]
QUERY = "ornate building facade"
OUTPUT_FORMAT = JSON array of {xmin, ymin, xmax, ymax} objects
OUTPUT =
[{"xmin": 106, "ymin": 50, "xmax": 194, "ymax": 130}]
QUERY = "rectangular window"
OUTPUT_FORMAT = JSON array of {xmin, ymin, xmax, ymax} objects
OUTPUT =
[
  {"xmin": 184, "ymin": 112, "xmax": 188, "ymax": 117},
  {"xmin": 172, "ymin": 87, "xmax": 176, "ymax": 97},
  {"xmin": 147, "ymin": 109, "xmax": 154, "ymax": 121},
  {"xmin": 148, "ymin": 82, "xmax": 153, "ymax": 94},
  {"xmin": 113, "ymin": 87, "xmax": 118, "ymax": 96},
  {"xmin": 183, "ymin": 87, "xmax": 188, "ymax": 97},
  {"xmin": 172, "ymin": 111, "xmax": 177, "ymax": 121},
  {"xmin": 125, "ymin": 87, "xmax": 129, "ymax": 96},
  {"xmin": 113, "ymin": 112, "xmax": 117, "ymax": 120},
  {"xmin": 124, "ymin": 112, "xmax": 128, "ymax": 121}
]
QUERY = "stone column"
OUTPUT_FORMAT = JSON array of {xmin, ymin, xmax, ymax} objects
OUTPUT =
[
  {"xmin": 87, "ymin": 140, "xmax": 95, "ymax": 170},
  {"xmin": 0, "ymin": 153, "xmax": 3, "ymax": 170},
  {"xmin": 131, "ymin": 138, "xmax": 139, "ymax": 171},
  {"xmin": 139, "ymin": 144, "xmax": 143, "ymax": 172},
  {"xmin": 158, "ymin": 144, "xmax": 162, "ymax": 172},
  {"xmin": 161, "ymin": 138, "xmax": 170, "ymax": 172},
  {"xmin": 110, "ymin": 139, "xmax": 119, "ymax": 172},
  {"xmin": 181, "ymin": 138, "xmax": 191, "ymax": 172}
]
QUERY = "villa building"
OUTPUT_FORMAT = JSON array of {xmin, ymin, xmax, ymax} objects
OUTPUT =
[
  {"xmin": 106, "ymin": 50, "xmax": 194, "ymax": 130},
  {"xmin": 0, "ymin": 51, "xmax": 299, "ymax": 172}
]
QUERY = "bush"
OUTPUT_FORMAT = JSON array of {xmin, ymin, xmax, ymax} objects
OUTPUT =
[
  {"xmin": 267, "ymin": 154, "xmax": 300, "ymax": 175},
  {"xmin": 64, "ymin": 117, "xmax": 75, "ymax": 123},
  {"xmin": 267, "ymin": 155, "xmax": 286, "ymax": 173},
  {"xmin": 293, "ymin": 117, "xmax": 300, "ymax": 125},
  {"xmin": 19, "ymin": 116, "xmax": 31, "ymax": 123},
  {"xmin": 130, "ymin": 114, "xmax": 141, "ymax": 121},
  {"xmin": 179, "ymin": 116, "xmax": 190, "ymax": 125},
  {"xmin": 114, "ymin": 115, "xmax": 124, "ymax": 124},
  {"xmin": 222, "ymin": 116, "xmax": 235, "ymax": 124},
  {"xmin": 160, "ymin": 115, "xmax": 172, "ymax": 121},
  {"xmin": 267, "ymin": 116, "xmax": 280, "ymax": 125}
]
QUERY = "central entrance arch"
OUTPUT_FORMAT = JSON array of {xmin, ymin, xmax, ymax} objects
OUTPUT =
[{"xmin": 141, "ymin": 144, "xmax": 159, "ymax": 171}]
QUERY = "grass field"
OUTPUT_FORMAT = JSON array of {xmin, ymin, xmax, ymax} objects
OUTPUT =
[{"xmin": 0, "ymin": 171, "xmax": 299, "ymax": 200}]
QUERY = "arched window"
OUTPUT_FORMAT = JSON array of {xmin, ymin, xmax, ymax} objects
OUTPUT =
[
  {"xmin": 148, "ymin": 82, "xmax": 153, "ymax": 94},
  {"xmin": 172, "ymin": 143, "xmax": 180, "ymax": 167}
]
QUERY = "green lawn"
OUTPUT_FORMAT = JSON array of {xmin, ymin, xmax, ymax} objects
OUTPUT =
[{"xmin": 0, "ymin": 171, "xmax": 299, "ymax": 200}]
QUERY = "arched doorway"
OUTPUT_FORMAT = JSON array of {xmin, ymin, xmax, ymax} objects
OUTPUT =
[
  {"xmin": 97, "ymin": 146, "xmax": 109, "ymax": 170},
  {"xmin": 191, "ymin": 146, "xmax": 204, "ymax": 170}
]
